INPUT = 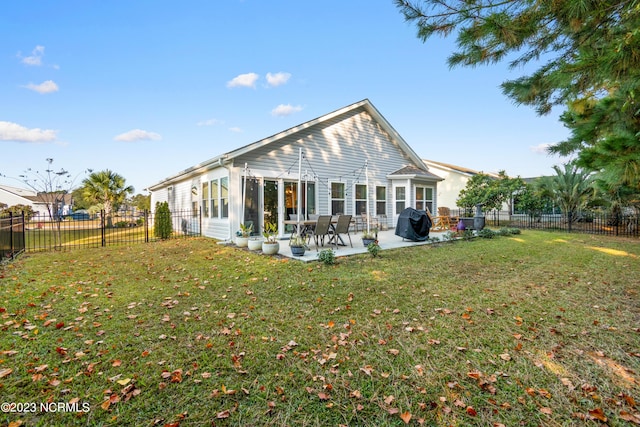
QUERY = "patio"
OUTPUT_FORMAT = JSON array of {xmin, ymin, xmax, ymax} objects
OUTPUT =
[{"xmin": 276, "ymin": 228, "xmax": 451, "ymax": 262}]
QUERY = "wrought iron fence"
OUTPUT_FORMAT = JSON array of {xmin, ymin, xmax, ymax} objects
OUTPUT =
[
  {"xmin": 450, "ymin": 209, "xmax": 639, "ymax": 237},
  {"xmin": 0, "ymin": 213, "xmax": 26, "ymax": 260},
  {"xmin": 0, "ymin": 209, "xmax": 200, "ymax": 259}
]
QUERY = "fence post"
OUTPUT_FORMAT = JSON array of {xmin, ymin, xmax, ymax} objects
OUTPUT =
[
  {"xmin": 199, "ymin": 206, "xmax": 202, "ymax": 237},
  {"xmin": 9, "ymin": 212, "xmax": 14, "ymax": 258},
  {"xmin": 144, "ymin": 209, "xmax": 149, "ymax": 243},
  {"xmin": 101, "ymin": 210, "xmax": 106, "ymax": 247}
]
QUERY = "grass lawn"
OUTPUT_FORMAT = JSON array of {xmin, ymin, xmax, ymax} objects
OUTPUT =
[{"xmin": 1, "ymin": 231, "xmax": 639, "ymax": 426}]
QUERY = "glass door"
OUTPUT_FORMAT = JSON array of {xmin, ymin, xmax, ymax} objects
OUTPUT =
[{"xmin": 263, "ymin": 180, "xmax": 278, "ymax": 234}]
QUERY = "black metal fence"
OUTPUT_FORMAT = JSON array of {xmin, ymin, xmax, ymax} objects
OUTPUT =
[
  {"xmin": 450, "ymin": 209, "xmax": 639, "ymax": 238},
  {"xmin": 0, "ymin": 213, "xmax": 26, "ymax": 260},
  {"xmin": 0, "ymin": 209, "xmax": 200, "ymax": 259}
]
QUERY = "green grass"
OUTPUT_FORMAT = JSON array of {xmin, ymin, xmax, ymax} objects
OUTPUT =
[{"xmin": 1, "ymin": 231, "xmax": 639, "ymax": 426}]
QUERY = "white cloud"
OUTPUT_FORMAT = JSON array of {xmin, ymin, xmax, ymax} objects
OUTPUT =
[
  {"xmin": 530, "ymin": 143, "xmax": 551, "ymax": 154},
  {"xmin": 271, "ymin": 104, "xmax": 303, "ymax": 117},
  {"xmin": 0, "ymin": 121, "xmax": 57, "ymax": 143},
  {"xmin": 226, "ymin": 73, "xmax": 259, "ymax": 88},
  {"xmin": 196, "ymin": 118, "xmax": 223, "ymax": 126},
  {"xmin": 229, "ymin": 127, "xmax": 243, "ymax": 133},
  {"xmin": 114, "ymin": 129, "xmax": 162, "ymax": 142},
  {"xmin": 20, "ymin": 45, "xmax": 45, "ymax": 66},
  {"xmin": 23, "ymin": 80, "xmax": 59, "ymax": 94},
  {"xmin": 266, "ymin": 72, "xmax": 291, "ymax": 87}
]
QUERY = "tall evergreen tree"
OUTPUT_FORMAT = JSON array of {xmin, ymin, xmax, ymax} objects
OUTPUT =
[{"xmin": 396, "ymin": 0, "xmax": 640, "ymax": 193}]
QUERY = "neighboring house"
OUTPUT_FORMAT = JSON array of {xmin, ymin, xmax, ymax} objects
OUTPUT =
[
  {"xmin": 0, "ymin": 184, "xmax": 73, "ymax": 217},
  {"xmin": 422, "ymin": 160, "xmax": 500, "ymax": 212},
  {"xmin": 148, "ymin": 99, "xmax": 443, "ymax": 241}
]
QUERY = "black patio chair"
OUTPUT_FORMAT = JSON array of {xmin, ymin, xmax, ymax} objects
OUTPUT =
[
  {"xmin": 331, "ymin": 214, "xmax": 353, "ymax": 248},
  {"xmin": 308, "ymin": 215, "xmax": 332, "ymax": 251}
]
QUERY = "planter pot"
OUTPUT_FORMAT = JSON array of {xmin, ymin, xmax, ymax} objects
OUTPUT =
[
  {"xmin": 235, "ymin": 236, "xmax": 249, "ymax": 247},
  {"xmin": 262, "ymin": 242, "xmax": 280, "ymax": 255},
  {"xmin": 248, "ymin": 238, "xmax": 263, "ymax": 251},
  {"xmin": 290, "ymin": 246, "xmax": 306, "ymax": 256},
  {"xmin": 362, "ymin": 238, "xmax": 376, "ymax": 246}
]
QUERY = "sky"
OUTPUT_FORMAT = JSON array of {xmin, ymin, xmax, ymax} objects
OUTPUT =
[{"xmin": 0, "ymin": 0, "xmax": 571, "ymax": 195}]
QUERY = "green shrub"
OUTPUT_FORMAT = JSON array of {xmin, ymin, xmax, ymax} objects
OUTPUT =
[
  {"xmin": 442, "ymin": 231, "xmax": 456, "ymax": 242},
  {"xmin": 367, "ymin": 242, "xmax": 381, "ymax": 257},
  {"xmin": 497, "ymin": 227, "xmax": 522, "ymax": 236},
  {"xmin": 462, "ymin": 230, "xmax": 475, "ymax": 241},
  {"xmin": 477, "ymin": 228, "xmax": 496, "ymax": 239},
  {"xmin": 154, "ymin": 201, "xmax": 173, "ymax": 239},
  {"xmin": 317, "ymin": 249, "xmax": 336, "ymax": 265}
]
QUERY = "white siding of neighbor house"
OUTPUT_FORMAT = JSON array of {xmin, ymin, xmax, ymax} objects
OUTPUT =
[{"xmin": 424, "ymin": 164, "xmax": 470, "ymax": 211}]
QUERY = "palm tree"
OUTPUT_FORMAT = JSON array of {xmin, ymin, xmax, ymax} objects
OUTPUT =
[
  {"xmin": 539, "ymin": 163, "xmax": 596, "ymax": 231},
  {"xmin": 82, "ymin": 170, "xmax": 134, "ymax": 227}
]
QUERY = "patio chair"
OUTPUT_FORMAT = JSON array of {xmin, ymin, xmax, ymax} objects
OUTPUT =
[
  {"xmin": 426, "ymin": 208, "xmax": 451, "ymax": 232},
  {"xmin": 308, "ymin": 215, "xmax": 333, "ymax": 251},
  {"xmin": 330, "ymin": 214, "xmax": 353, "ymax": 248}
]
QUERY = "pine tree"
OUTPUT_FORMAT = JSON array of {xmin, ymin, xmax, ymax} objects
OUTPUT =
[{"xmin": 396, "ymin": 0, "xmax": 640, "ymax": 198}]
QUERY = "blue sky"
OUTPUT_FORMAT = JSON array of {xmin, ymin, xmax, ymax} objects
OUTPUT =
[{"xmin": 1, "ymin": 0, "xmax": 570, "ymax": 194}]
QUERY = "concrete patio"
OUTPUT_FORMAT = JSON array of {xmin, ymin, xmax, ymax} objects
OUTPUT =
[{"xmin": 275, "ymin": 228, "xmax": 452, "ymax": 262}]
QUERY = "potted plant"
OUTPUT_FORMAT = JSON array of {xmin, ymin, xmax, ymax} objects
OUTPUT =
[
  {"xmin": 235, "ymin": 223, "xmax": 252, "ymax": 247},
  {"xmin": 261, "ymin": 223, "xmax": 279, "ymax": 255},
  {"xmin": 289, "ymin": 234, "xmax": 309, "ymax": 256},
  {"xmin": 361, "ymin": 228, "xmax": 378, "ymax": 246},
  {"xmin": 247, "ymin": 235, "xmax": 263, "ymax": 250}
]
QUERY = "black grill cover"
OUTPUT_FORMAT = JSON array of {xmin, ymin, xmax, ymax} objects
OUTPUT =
[{"xmin": 395, "ymin": 208, "xmax": 431, "ymax": 241}]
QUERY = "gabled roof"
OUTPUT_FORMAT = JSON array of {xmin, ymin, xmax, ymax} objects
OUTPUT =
[
  {"xmin": 423, "ymin": 159, "xmax": 500, "ymax": 179},
  {"xmin": 388, "ymin": 165, "xmax": 443, "ymax": 181},
  {"xmin": 149, "ymin": 99, "xmax": 429, "ymax": 190}
]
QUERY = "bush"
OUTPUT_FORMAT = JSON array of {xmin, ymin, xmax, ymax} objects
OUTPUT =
[
  {"xmin": 477, "ymin": 228, "xmax": 496, "ymax": 239},
  {"xmin": 497, "ymin": 227, "xmax": 521, "ymax": 236},
  {"xmin": 367, "ymin": 242, "xmax": 381, "ymax": 257},
  {"xmin": 154, "ymin": 201, "xmax": 173, "ymax": 239},
  {"xmin": 462, "ymin": 230, "xmax": 475, "ymax": 241},
  {"xmin": 442, "ymin": 231, "xmax": 456, "ymax": 242},
  {"xmin": 317, "ymin": 249, "xmax": 336, "ymax": 265}
]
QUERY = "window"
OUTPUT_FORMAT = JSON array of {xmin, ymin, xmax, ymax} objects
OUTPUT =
[
  {"xmin": 415, "ymin": 186, "xmax": 434, "ymax": 213},
  {"xmin": 220, "ymin": 177, "xmax": 229, "ymax": 218},
  {"xmin": 375, "ymin": 186, "xmax": 386, "ymax": 215},
  {"xmin": 191, "ymin": 186, "xmax": 198, "ymax": 216},
  {"xmin": 331, "ymin": 182, "xmax": 345, "ymax": 215},
  {"xmin": 210, "ymin": 180, "xmax": 219, "ymax": 218},
  {"xmin": 202, "ymin": 182, "xmax": 209, "ymax": 217},
  {"xmin": 395, "ymin": 186, "xmax": 405, "ymax": 214},
  {"xmin": 355, "ymin": 184, "xmax": 367, "ymax": 215}
]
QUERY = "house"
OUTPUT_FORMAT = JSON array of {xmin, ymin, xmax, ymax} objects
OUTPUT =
[
  {"xmin": 0, "ymin": 184, "xmax": 73, "ymax": 217},
  {"xmin": 422, "ymin": 159, "xmax": 500, "ymax": 212},
  {"xmin": 148, "ymin": 99, "xmax": 443, "ymax": 241}
]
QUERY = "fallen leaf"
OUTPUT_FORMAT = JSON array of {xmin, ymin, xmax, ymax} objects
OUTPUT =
[
  {"xmin": 466, "ymin": 406, "xmax": 477, "ymax": 416},
  {"xmin": 0, "ymin": 368, "xmax": 13, "ymax": 378},
  {"xmin": 540, "ymin": 407, "xmax": 552, "ymax": 415},
  {"xmin": 216, "ymin": 409, "xmax": 230, "ymax": 419},
  {"xmin": 116, "ymin": 378, "xmax": 131, "ymax": 386},
  {"xmin": 400, "ymin": 411, "xmax": 412, "ymax": 424},
  {"xmin": 588, "ymin": 408, "xmax": 607, "ymax": 422}
]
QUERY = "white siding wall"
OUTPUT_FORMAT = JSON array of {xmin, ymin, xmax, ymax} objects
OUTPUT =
[
  {"xmin": 425, "ymin": 165, "xmax": 470, "ymax": 210},
  {"xmin": 232, "ymin": 107, "xmax": 416, "ymax": 228}
]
